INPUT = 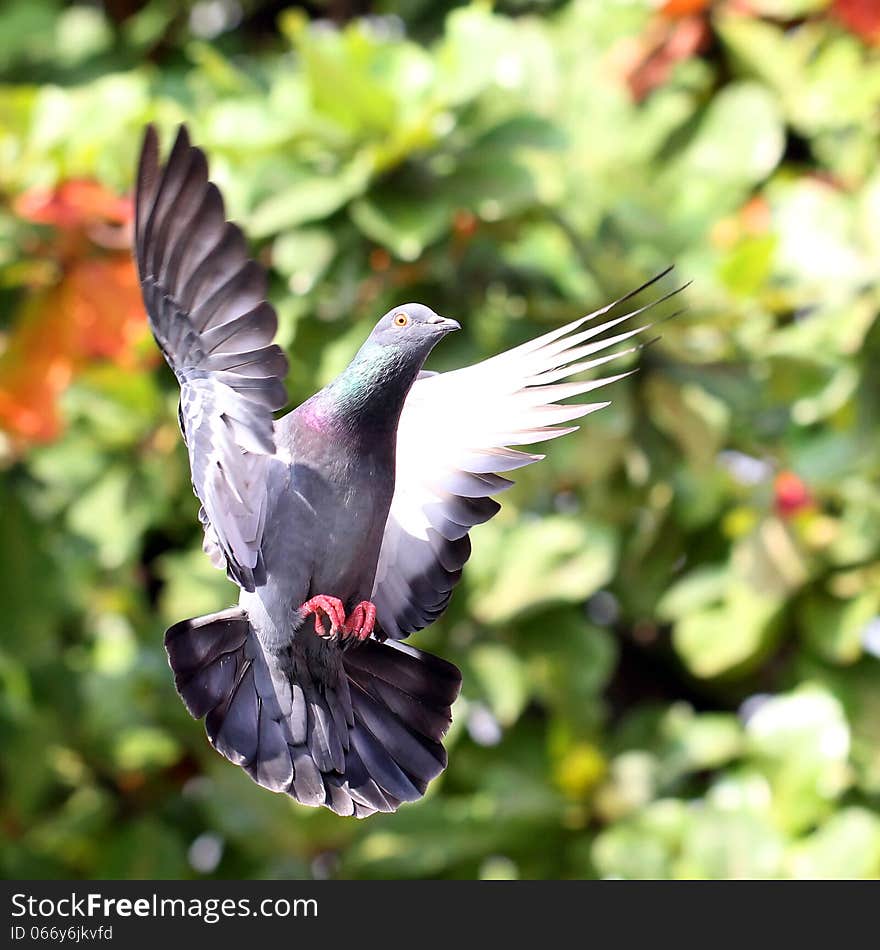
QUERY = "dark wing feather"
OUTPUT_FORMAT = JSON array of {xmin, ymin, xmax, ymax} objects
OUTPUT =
[{"xmin": 134, "ymin": 125, "xmax": 288, "ymax": 591}]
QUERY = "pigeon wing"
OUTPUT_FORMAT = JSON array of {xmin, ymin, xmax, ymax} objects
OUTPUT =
[
  {"xmin": 371, "ymin": 271, "xmax": 685, "ymax": 639},
  {"xmin": 135, "ymin": 125, "xmax": 288, "ymax": 591}
]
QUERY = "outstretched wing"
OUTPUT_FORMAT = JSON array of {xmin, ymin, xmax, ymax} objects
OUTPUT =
[
  {"xmin": 371, "ymin": 271, "xmax": 685, "ymax": 640},
  {"xmin": 135, "ymin": 125, "xmax": 288, "ymax": 591}
]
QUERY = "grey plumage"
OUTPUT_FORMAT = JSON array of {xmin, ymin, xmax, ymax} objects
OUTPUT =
[
  {"xmin": 135, "ymin": 124, "xmax": 682, "ymax": 817},
  {"xmin": 135, "ymin": 126, "xmax": 286, "ymax": 592},
  {"xmin": 137, "ymin": 125, "xmax": 462, "ymax": 817},
  {"xmin": 165, "ymin": 608, "xmax": 456, "ymax": 815}
]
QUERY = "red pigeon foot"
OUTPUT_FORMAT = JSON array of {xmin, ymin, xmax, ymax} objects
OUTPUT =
[
  {"xmin": 341, "ymin": 601, "xmax": 377, "ymax": 646},
  {"xmin": 300, "ymin": 595, "xmax": 346, "ymax": 638}
]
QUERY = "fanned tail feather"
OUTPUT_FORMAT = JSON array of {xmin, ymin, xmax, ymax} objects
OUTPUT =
[{"xmin": 165, "ymin": 609, "xmax": 461, "ymax": 817}]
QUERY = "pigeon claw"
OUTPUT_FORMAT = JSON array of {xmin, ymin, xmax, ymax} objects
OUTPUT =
[
  {"xmin": 341, "ymin": 601, "xmax": 377, "ymax": 649},
  {"xmin": 300, "ymin": 595, "xmax": 346, "ymax": 639}
]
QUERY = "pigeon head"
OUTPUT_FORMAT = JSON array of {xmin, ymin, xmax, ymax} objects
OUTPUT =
[
  {"xmin": 365, "ymin": 304, "xmax": 460, "ymax": 358},
  {"xmin": 313, "ymin": 303, "xmax": 461, "ymax": 430}
]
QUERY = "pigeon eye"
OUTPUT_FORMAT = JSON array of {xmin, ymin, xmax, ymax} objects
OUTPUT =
[{"xmin": 393, "ymin": 312, "xmax": 410, "ymax": 328}]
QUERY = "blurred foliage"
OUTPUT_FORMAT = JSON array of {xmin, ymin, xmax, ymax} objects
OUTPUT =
[{"xmin": 1, "ymin": 0, "xmax": 880, "ymax": 880}]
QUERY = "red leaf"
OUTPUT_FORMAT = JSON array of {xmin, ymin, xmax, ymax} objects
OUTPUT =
[
  {"xmin": 832, "ymin": 0, "xmax": 880, "ymax": 45},
  {"xmin": 774, "ymin": 471, "xmax": 815, "ymax": 518},
  {"xmin": 614, "ymin": 15, "xmax": 711, "ymax": 101}
]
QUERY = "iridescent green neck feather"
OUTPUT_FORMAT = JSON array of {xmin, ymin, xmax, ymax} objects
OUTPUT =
[{"xmin": 303, "ymin": 342, "xmax": 425, "ymax": 438}]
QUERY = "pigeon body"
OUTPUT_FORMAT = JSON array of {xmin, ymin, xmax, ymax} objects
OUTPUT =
[
  {"xmin": 241, "ymin": 318, "xmax": 456, "ymax": 649},
  {"xmin": 135, "ymin": 125, "xmax": 682, "ymax": 816}
]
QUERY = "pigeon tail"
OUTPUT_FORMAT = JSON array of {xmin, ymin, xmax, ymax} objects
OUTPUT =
[{"xmin": 164, "ymin": 607, "xmax": 461, "ymax": 816}]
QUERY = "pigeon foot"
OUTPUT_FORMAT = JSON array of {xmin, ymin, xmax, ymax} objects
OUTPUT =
[
  {"xmin": 298, "ymin": 596, "xmax": 377, "ymax": 645},
  {"xmin": 300, "ymin": 595, "xmax": 346, "ymax": 638},
  {"xmin": 341, "ymin": 601, "xmax": 377, "ymax": 648}
]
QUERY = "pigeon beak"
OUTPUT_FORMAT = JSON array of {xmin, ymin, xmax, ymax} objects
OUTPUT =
[{"xmin": 429, "ymin": 315, "xmax": 461, "ymax": 333}]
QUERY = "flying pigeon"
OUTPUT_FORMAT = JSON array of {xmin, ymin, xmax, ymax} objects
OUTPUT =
[{"xmin": 134, "ymin": 125, "xmax": 683, "ymax": 818}]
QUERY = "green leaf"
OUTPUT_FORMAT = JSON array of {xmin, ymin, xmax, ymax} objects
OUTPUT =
[
  {"xmin": 248, "ymin": 159, "xmax": 370, "ymax": 239},
  {"xmin": 801, "ymin": 589, "xmax": 880, "ymax": 665},
  {"xmin": 746, "ymin": 686, "xmax": 851, "ymax": 833},
  {"xmin": 350, "ymin": 185, "xmax": 451, "ymax": 260},
  {"xmin": 660, "ymin": 707, "xmax": 743, "ymax": 779},
  {"xmin": 472, "ymin": 516, "xmax": 618, "ymax": 624},
  {"xmin": 523, "ymin": 610, "xmax": 617, "ymax": 726},
  {"xmin": 0, "ymin": 489, "xmax": 60, "ymax": 653},
  {"xmin": 746, "ymin": 0, "xmax": 829, "ymax": 15},
  {"xmin": 435, "ymin": 6, "xmax": 525, "ymax": 105},
  {"xmin": 767, "ymin": 176, "xmax": 870, "ymax": 304},
  {"xmin": 657, "ymin": 566, "xmax": 729, "ymax": 622},
  {"xmin": 594, "ymin": 752, "xmax": 662, "ymax": 824},
  {"xmin": 474, "ymin": 115, "xmax": 567, "ymax": 153},
  {"xmin": 468, "ymin": 644, "xmax": 529, "ymax": 726},
  {"xmin": 114, "ymin": 727, "xmax": 180, "ymax": 772},
  {"xmin": 54, "ymin": 6, "xmax": 113, "ymax": 67},
  {"xmin": 673, "ymin": 582, "xmax": 784, "ymax": 679},
  {"xmin": 0, "ymin": 0, "xmax": 62, "ymax": 71},
  {"xmin": 157, "ymin": 545, "xmax": 237, "ymax": 627},
  {"xmin": 444, "ymin": 156, "xmax": 538, "ymax": 221},
  {"xmin": 675, "ymin": 82, "xmax": 785, "ymax": 186},
  {"xmin": 272, "ymin": 228, "xmax": 336, "ymax": 293},
  {"xmin": 66, "ymin": 466, "xmax": 156, "ymax": 569},
  {"xmin": 284, "ymin": 15, "xmax": 399, "ymax": 135},
  {"xmin": 674, "ymin": 809, "xmax": 786, "ymax": 880},
  {"xmin": 592, "ymin": 799, "xmax": 687, "ymax": 879},
  {"xmin": 645, "ymin": 377, "xmax": 730, "ymax": 469},
  {"xmin": 719, "ymin": 15, "xmax": 880, "ymax": 155},
  {"xmin": 718, "ymin": 234, "xmax": 777, "ymax": 297},
  {"xmin": 789, "ymin": 807, "xmax": 880, "ymax": 880}
]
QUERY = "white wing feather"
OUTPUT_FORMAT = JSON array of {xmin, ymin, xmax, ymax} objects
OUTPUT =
[{"xmin": 372, "ymin": 274, "xmax": 685, "ymax": 639}]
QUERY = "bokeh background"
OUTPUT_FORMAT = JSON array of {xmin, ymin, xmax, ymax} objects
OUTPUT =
[{"xmin": 2, "ymin": 0, "xmax": 880, "ymax": 880}]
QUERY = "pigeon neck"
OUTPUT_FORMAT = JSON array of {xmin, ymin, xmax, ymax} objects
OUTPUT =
[{"xmin": 311, "ymin": 345, "xmax": 424, "ymax": 438}]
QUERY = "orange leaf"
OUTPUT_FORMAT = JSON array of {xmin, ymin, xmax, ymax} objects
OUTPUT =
[
  {"xmin": 661, "ymin": 0, "xmax": 711, "ymax": 16},
  {"xmin": 0, "ymin": 254, "xmax": 149, "ymax": 446},
  {"xmin": 68, "ymin": 257, "xmax": 149, "ymax": 366},
  {"xmin": 0, "ymin": 287, "xmax": 77, "ymax": 443},
  {"xmin": 14, "ymin": 179, "xmax": 132, "ymax": 231}
]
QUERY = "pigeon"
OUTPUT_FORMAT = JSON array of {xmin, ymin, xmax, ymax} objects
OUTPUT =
[{"xmin": 134, "ymin": 124, "xmax": 684, "ymax": 817}]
